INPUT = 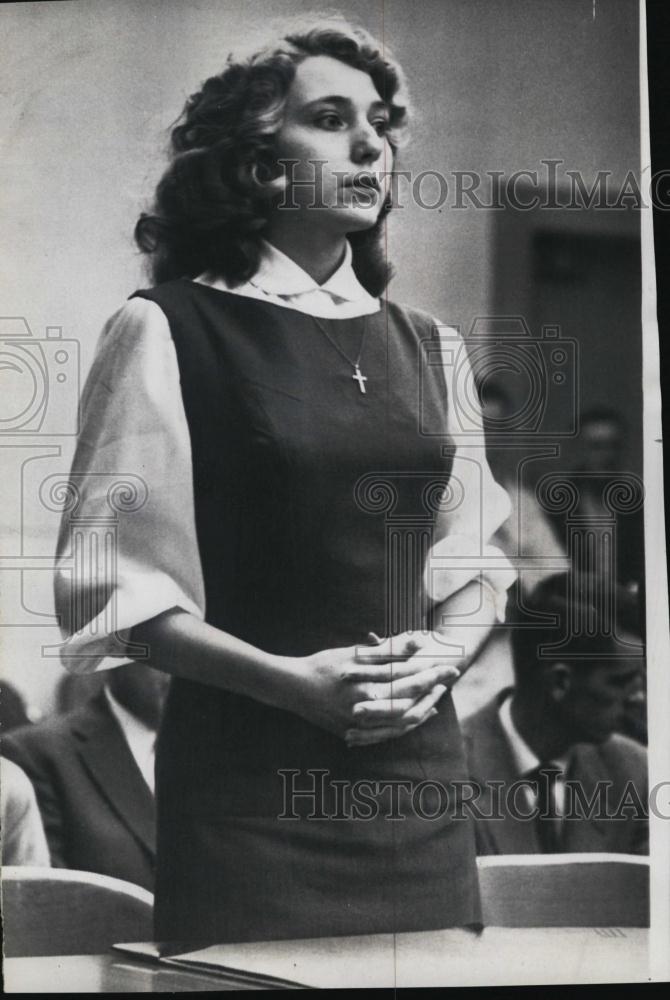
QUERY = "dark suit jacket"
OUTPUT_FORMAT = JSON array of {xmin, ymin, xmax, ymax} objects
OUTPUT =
[
  {"xmin": 461, "ymin": 691, "xmax": 648, "ymax": 855},
  {"xmin": 2, "ymin": 691, "xmax": 155, "ymax": 890}
]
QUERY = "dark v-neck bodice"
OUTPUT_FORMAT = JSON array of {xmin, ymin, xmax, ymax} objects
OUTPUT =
[{"xmin": 132, "ymin": 280, "xmax": 480, "ymax": 944}]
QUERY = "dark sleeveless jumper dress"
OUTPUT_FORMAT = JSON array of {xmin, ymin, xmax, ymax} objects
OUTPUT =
[{"xmin": 133, "ymin": 279, "xmax": 481, "ymax": 943}]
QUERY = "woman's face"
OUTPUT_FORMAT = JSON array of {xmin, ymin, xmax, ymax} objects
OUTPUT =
[{"xmin": 272, "ymin": 54, "xmax": 394, "ymax": 235}]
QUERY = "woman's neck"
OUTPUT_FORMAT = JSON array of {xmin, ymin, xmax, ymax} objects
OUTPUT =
[{"xmin": 263, "ymin": 221, "xmax": 347, "ymax": 285}]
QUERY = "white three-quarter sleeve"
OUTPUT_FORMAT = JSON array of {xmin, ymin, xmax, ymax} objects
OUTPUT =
[
  {"xmin": 423, "ymin": 323, "xmax": 516, "ymax": 621},
  {"xmin": 54, "ymin": 297, "xmax": 205, "ymax": 673}
]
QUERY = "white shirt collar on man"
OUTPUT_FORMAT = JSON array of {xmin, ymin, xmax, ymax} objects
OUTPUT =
[
  {"xmin": 104, "ymin": 687, "xmax": 156, "ymax": 794},
  {"xmin": 197, "ymin": 238, "xmax": 380, "ymax": 319}
]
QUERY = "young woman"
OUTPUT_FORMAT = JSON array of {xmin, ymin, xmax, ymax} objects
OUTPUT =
[{"xmin": 56, "ymin": 18, "xmax": 513, "ymax": 943}]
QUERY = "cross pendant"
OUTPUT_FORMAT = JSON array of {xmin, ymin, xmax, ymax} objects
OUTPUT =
[{"xmin": 352, "ymin": 364, "xmax": 368, "ymax": 394}]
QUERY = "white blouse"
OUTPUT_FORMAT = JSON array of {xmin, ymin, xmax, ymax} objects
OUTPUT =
[{"xmin": 55, "ymin": 239, "xmax": 515, "ymax": 673}]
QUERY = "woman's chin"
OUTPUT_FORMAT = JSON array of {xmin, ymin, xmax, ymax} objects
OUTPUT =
[{"xmin": 339, "ymin": 207, "xmax": 383, "ymax": 233}]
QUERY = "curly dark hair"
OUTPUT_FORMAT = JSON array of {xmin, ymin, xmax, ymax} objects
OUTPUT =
[{"xmin": 134, "ymin": 17, "xmax": 409, "ymax": 296}]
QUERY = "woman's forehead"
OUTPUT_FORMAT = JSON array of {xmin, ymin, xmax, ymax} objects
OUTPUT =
[{"xmin": 286, "ymin": 54, "xmax": 384, "ymax": 111}]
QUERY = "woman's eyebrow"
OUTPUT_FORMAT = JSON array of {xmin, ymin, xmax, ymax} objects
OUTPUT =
[{"xmin": 302, "ymin": 95, "xmax": 390, "ymax": 114}]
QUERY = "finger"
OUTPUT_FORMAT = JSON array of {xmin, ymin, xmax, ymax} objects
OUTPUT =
[
  {"xmin": 367, "ymin": 630, "xmax": 423, "ymax": 654},
  {"xmin": 354, "ymin": 631, "xmax": 424, "ymax": 664},
  {"xmin": 400, "ymin": 639, "xmax": 465, "ymax": 663},
  {"xmin": 351, "ymin": 697, "xmax": 417, "ymax": 726},
  {"xmin": 341, "ymin": 661, "xmax": 419, "ymax": 684},
  {"xmin": 352, "ymin": 633, "xmax": 465, "ymax": 673},
  {"xmin": 347, "ymin": 686, "xmax": 446, "ymax": 742},
  {"xmin": 345, "ymin": 711, "xmax": 438, "ymax": 747},
  {"xmin": 348, "ymin": 661, "xmax": 460, "ymax": 702},
  {"xmin": 345, "ymin": 637, "xmax": 464, "ymax": 682},
  {"xmin": 387, "ymin": 663, "xmax": 461, "ymax": 701},
  {"xmin": 350, "ymin": 680, "xmax": 397, "ymax": 702},
  {"xmin": 350, "ymin": 675, "xmax": 430, "ymax": 702},
  {"xmin": 352, "ymin": 673, "xmax": 450, "ymax": 724},
  {"xmin": 344, "ymin": 649, "xmax": 445, "ymax": 682},
  {"xmin": 399, "ymin": 683, "xmax": 447, "ymax": 724},
  {"xmin": 359, "ymin": 685, "xmax": 445, "ymax": 734},
  {"xmin": 352, "ymin": 650, "xmax": 413, "ymax": 667}
]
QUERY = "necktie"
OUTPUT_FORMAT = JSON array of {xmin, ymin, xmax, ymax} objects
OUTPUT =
[{"xmin": 527, "ymin": 764, "xmax": 563, "ymax": 853}]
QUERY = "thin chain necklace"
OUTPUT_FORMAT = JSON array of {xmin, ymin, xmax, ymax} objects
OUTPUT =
[{"xmin": 311, "ymin": 315, "xmax": 369, "ymax": 393}]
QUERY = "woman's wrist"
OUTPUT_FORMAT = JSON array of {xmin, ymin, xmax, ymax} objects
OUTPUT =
[
  {"xmin": 239, "ymin": 650, "xmax": 304, "ymax": 712},
  {"xmin": 130, "ymin": 609, "xmax": 300, "ymax": 707}
]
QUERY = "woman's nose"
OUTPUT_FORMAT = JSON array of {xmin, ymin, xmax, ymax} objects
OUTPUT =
[{"xmin": 350, "ymin": 124, "xmax": 385, "ymax": 165}]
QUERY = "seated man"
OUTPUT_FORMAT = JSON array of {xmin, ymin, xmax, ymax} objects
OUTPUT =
[
  {"xmin": 462, "ymin": 573, "xmax": 647, "ymax": 854},
  {"xmin": 2, "ymin": 665, "xmax": 168, "ymax": 890}
]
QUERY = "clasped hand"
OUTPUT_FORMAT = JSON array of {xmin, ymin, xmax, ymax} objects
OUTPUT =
[{"xmin": 292, "ymin": 631, "xmax": 467, "ymax": 747}]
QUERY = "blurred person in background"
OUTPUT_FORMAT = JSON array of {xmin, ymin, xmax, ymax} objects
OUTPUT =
[
  {"xmin": 545, "ymin": 405, "xmax": 647, "ymax": 743},
  {"xmin": 462, "ymin": 572, "xmax": 647, "ymax": 855},
  {"xmin": 0, "ymin": 681, "xmax": 40, "ymax": 732},
  {"xmin": 54, "ymin": 670, "xmax": 107, "ymax": 715},
  {"xmin": 480, "ymin": 381, "xmax": 570, "ymax": 597},
  {"xmin": 552, "ymin": 407, "xmax": 645, "ymax": 598},
  {"xmin": 2, "ymin": 665, "xmax": 168, "ymax": 890},
  {"xmin": 479, "ymin": 386, "xmax": 647, "ymax": 746},
  {"xmin": 0, "ymin": 757, "xmax": 50, "ymax": 866},
  {"xmin": 611, "ymin": 578, "xmax": 647, "ymax": 746}
]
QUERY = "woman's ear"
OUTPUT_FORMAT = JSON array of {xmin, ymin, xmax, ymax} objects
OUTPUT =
[
  {"xmin": 247, "ymin": 157, "xmax": 288, "ymax": 196},
  {"xmin": 547, "ymin": 661, "xmax": 573, "ymax": 702}
]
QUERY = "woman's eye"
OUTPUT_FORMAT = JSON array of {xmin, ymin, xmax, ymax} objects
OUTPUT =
[
  {"xmin": 316, "ymin": 113, "xmax": 344, "ymax": 130},
  {"xmin": 371, "ymin": 119, "xmax": 390, "ymax": 137}
]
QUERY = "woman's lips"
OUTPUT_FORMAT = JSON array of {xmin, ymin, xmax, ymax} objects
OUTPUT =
[
  {"xmin": 342, "ymin": 176, "xmax": 381, "ymax": 203},
  {"xmin": 344, "ymin": 174, "xmax": 381, "ymax": 191}
]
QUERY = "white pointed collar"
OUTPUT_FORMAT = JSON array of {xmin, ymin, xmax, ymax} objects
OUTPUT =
[
  {"xmin": 251, "ymin": 239, "xmax": 370, "ymax": 302},
  {"xmin": 196, "ymin": 238, "xmax": 379, "ymax": 318}
]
